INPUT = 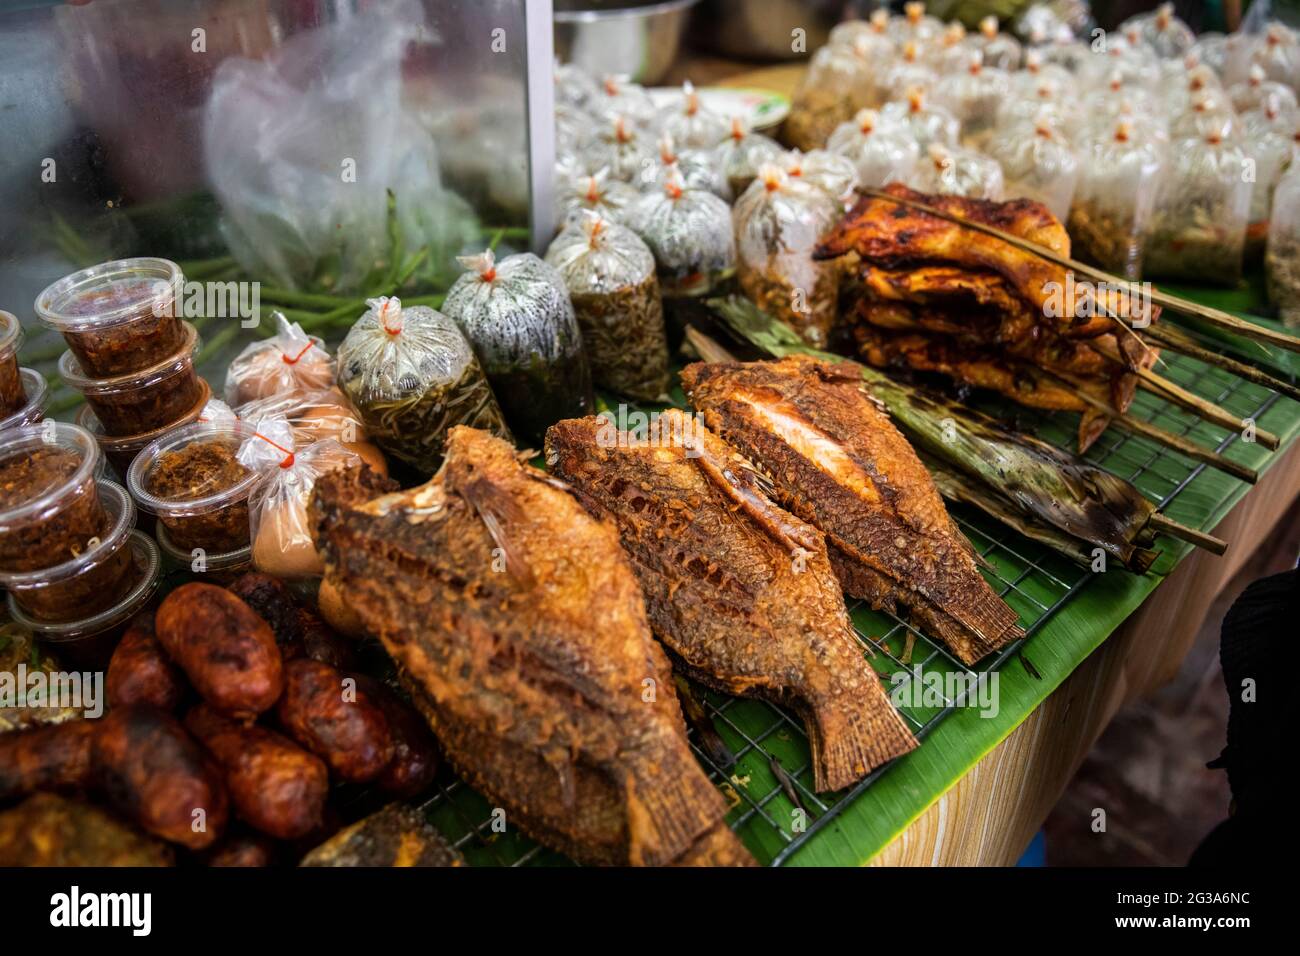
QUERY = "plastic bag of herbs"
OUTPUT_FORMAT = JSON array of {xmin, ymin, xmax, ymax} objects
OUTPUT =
[
  {"xmin": 443, "ymin": 249, "xmax": 594, "ymax": 444},
  {"xmin": 713, "ymin": 117, "xmax": 782, "ymax": 200},
  {"xmin": 1267, "ymin": 166, "xmax": 1300, "ymax": 328},
  {"xmin": 784, "ymin": 42, "xmax": 876, "ymax": 152},
  {"xmin": 544, "ymin": 212, "xmax": 670, "ymax": 402},
  {"xmin": 624, "ymin": 171, "xmax": 736, "ymax": 300},
  {"xmin": 555, "ymin": 169, "xmax": 639, "ymax": 229},
  {"xmin": 336, "ymin": 295, "xmax": 511, "ymax": 475},
  {"xmin": 733, "ymin": 165, "xmax": 842, "ymax": 348},
  {"xmin": 1067, "ymin": 120, "xmax": 1165, "ymax": 281},
  {"xmin": 1144, "ymin": 123, "xmax": 1252, "ymax": 285}
]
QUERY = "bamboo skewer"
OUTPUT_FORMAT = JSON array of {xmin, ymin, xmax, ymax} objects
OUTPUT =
[
  {"xmin": 857, "ymin": 187, "xmax": 1300, "ymax": 356},
  {"xmin": 1148, "ymin": 512, "xmax": 1228, "ymax": 555},
  {"xmin": 1089, "ymin": 341, "xmax": 1281, "ymax": 450},
  {"xmin": 1140, "ymin": 322, "xmax": 1300, "ymax": 404},
  {"xmin": 1048, "ymin": 371, "xmax": 1259, "ymax": 484}
]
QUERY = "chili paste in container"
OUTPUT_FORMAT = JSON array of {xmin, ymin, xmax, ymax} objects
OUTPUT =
[
  {"xmin": 443, "ymin": 250, "xmax": 594, "ymax": 444},
  {"xmin": 35, "ymin": 258, "xmax": 185, "ymax": 377},
  {"xmin": 128, "ymin": 421, "xmax": 259, "ymax": 555},
  {"xmin": 545, "ymin": 213, "xmax": 670, "ymax": 402},
  {"xmin": 0, "ymin": 423, "xmax": 107, "ymax": 574},
  {"xmin": 0, "ymin": 479, "xmax": 138, "ymax": 624},
  {"xmin": 337, "ymin": 296, "xmax": 512, "ymax": 475},
  {"xmin": 77, "ymin": 377, "xmax": 212, "ymax": 479},
  {"xmin": 0, "ymin": 311, "xmax": 25, "ymax": 416},
  {"xmin": 58, "ymin": 321, "xmax": 204, "ymax": 435}
]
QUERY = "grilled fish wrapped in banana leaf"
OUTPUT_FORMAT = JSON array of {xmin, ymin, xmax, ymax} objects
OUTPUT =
[
  {"xmin": 683, "ymin": 356, "xmax": 1025, "ymax": 664},
  {"xmin": 310, "ymin": 427, "xmax": 752, "ymax": 867},
  {"xmin": 546, "ymin": 411, "xmax": 917, "ymax": 791}
]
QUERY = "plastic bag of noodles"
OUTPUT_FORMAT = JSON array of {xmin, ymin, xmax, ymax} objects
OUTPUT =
[
  {"xmin": 733, "ymin": 165, "xmax": 842, "ymax": 349},
  {"xmin": 624, "ymin": 170, "xmax": 736, "ymax": 299},
  {"xmin": 336, "ymin": 296, "xmax": 510, "ymax": 474},
  {"xmin": 443, "ymin": 250, "xmax": 594, "ymax": 443},
  {"xmin": 544, "ymin": 212, "xmax": 670, "ymax": 401}
]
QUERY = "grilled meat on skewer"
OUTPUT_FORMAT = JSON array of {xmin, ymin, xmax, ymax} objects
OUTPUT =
[
  {"xmin": 683, "ymin": 356, "xmax": 1025, "ymax": 665},
  {"xmin": 309, "ymin": 427, "xmax": 752, "ymax": 866},
  {"xmin": 546, "ymin": 411, "xmax": 917, "ymax": 791}
]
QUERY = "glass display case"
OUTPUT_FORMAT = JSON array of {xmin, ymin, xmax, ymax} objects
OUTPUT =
[{"xmin": 0, "ymin": 0, "xmax": 556, "ymax": 408}]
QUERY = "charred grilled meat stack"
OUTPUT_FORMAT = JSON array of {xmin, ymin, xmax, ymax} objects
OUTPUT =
[
  {"xmin": 814, "ymin": 184, "xmax": 1160, "ymax": 453},
  {"xmin": 546, "ymin": 410, "xmax": 917, "ymax": 791},
  {"xmin": 310, "ymin": 426, "xmax": 753, "ymax": 867},
  {"xmin": 683, "ymin": 356, "xmax": 1025, "ymax": 665}
]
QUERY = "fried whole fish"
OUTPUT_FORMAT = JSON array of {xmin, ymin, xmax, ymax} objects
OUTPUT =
[
  {"xmin": 310, "ymin": 426, "xmax": 751, "ymax": 867},
  {"xmin": 683, "ymin": 356, "xmax": 1025, "ymax": 664},
  {"xmin": 545, "ymin": 411, "xmax": 917, "ymax": 791}
]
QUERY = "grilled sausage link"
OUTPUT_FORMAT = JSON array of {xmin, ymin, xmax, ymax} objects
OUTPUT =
[
  {"xmin": 276, "ymin": 659, "xmax": 393, "ymax": 784},
  {"xmin": 0, "ymin": 719, "xmax": 96, "ymax": 800},
  {"xmin": 353, "ymin": 675, "xmax": 438, "ymax": 798},
  {"xmin": 106, "ymin": 614, "xmax": 187, "ymax": 712}
]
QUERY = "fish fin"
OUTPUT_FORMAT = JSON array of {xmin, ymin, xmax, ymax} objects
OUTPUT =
[
  {"xmin": 458, "ymin": 477, "xmax": 535, "ymax": 587},
  {"xmin": 692, "ymin": 447, "xmax": 824, "ymax": 556},
  {"xmin": 803, "ymin": 681, "xmax": 917, "ymax": 792},
  {"xmin": 621, "ymin": 739, "xmax": 728, "ymax": 867}
]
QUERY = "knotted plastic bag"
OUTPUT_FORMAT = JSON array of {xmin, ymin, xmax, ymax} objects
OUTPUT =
[
  {"xmin": 827, "ymin": 109, "xmax": 920, "ymax": 190},
  {"xmin": 714, "ymin": 117, "xmax": 782, "ymax": 199},
  {"xmin": 544, "ymin": 212, "xmax": 670, "ymax": 401},
  {"xmin": 336, "ymin": 295, "xmax": 510, "ymax": 474},
  {"xmin": 734, "ymin": 166, "xmax": 842, "ymax": 348},
  {"xmin": 443, "ymin": 250, "xmax": 594, "ymax": 443},
  {"xmin": 624, "ymin": 171, "xmax": 736, "ymax": 298},
  {"xmin": 224, "ymin": 312, "xmax": 334, "ymax": 406},
  {"xmin": 657, "ymin": 81, "xmax": 729, "ymax": 150},
  {"xmin": 555, "ymin": 169, "xmax": 639, "ymax": 229},
  {"xmin": 1068, "ymin": 120, "xmax": 1165, "ymax": 280},
  {"xmin": 984, "ymin": 113, "xmax": 1079, "ymax": 221},
  {"xmin": 909, "ymin": 143, "xmax": 1004, "ymax": 200}
]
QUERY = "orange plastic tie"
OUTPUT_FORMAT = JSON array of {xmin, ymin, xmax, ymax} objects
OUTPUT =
[
  {"xmin": 255, "ymin": 432, "xmax": 295, "ymax": 469},
  {"xmin": 282, "ymin": 341, "xmax": 315, "ymax": 365}
]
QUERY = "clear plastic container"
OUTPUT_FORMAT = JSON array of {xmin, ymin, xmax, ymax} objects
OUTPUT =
[
  {"xmin": 0, "ymin": 422, "xmax": 106, "ymax": 574},
  {"xmin": 1068, "ymin": 120, "xmax": 1164, "ymax": 280},
  {"xmin": 881, "ymin": 42, "xmax": 938, "ymax": 104},
  {"xmin": 127, "ymin": 421, "xmax": 259, "ymax": 556},
  {"xmin": 1242, "ymin": 95, "xmax": 1298, "ymax": 257},
  {"xmin": 58, "ymin": 321, "xmax": 204, "ymax": 436},
  {"xmin": 155, "ymin": 521, "xmax": 252, "ymax": 586},
  {"xmin": 0, "ymin": 310, "xmax": 25, "ymax": 416},
  {"xmin": 77, "ymin": 377, "xmax": 212, "ymax": 480},
  {"xmin": 1145, "ymin": 128, "xmax": 1252, "ymax": 285},
  {"xmin": 1120, "ymin": 4, "xmax": 1194, "ymax": 60},
  {"xmin": 9, "ymin": 531, "xmax": 160, "ymax": 671},
  {"xmin": 0, "ymin": 369, "xmax": 49, "ymax": 433},
  {"xmin": 1267, "ymin": 167, "xmax": 1300, "ymax": 327},
  {"xmin": 778, "ymin": 149, "xmax": 859, "ymax": 208},
  {"xmin": 0, "ymin": 479, "xmax": 137, "ymax": 624},
  {"xmin": 642, "ymin": 133, "xmax": 726, "ymax": 197},
  {"xmin": 34, "ymin": 257, "xmax": 185, "ymax": 377}
]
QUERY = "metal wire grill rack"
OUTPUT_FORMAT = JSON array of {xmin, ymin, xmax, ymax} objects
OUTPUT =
[{"xmin": 411, "ymin": 347, "xmax": 1289, "ymax": 867}]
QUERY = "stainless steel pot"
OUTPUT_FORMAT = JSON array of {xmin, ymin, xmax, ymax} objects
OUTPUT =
[
  {"xmin": 688, "ymin": 0, "xmax": 854, "ymax": 62},
  {"xmin": 553, "ymin": 0, "xmax": 701, "ymax": 85}
]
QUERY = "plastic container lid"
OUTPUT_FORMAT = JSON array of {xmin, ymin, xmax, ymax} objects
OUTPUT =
[
  {"xmin": 58, "ymin": 320, "xmax": 200, "ymax": 396},
  {"xmin": 0, "ymin": 421, "xmax": 100, "ymax": 531},
  {"xmin": 34, "ymin": 258, "xmax": 182, "ymax": 332},
  {"xmin": 0, "ymin": 368, "xmax": 49, "ymax": 433},
  {"xmin": 0, "ymin": 310, "xmax": 22, "ymax": 361},
  {"xmin": 127, "ymin": 420, "xmax": 260, "ymax": 519},
  {"xmin": 0, "ymin": 479, "xmax": 135, "ymax": 589},
  {"xmin": 7, "ymin": 530, "xmax": 160, "ymax": 639}
]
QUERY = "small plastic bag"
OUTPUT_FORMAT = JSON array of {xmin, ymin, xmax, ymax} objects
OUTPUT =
[
  {"xmin": 1191, "ymin": 32, "xmax": 1231, "ymax": 77},
  {"xmin": 555, "ymin": 61, "xmax": 599, "ymax": 111},
  {"xmin": 544, "ymin": 212, "xmax": 670, "ymax": 401},
  {"xmin": 1229, "ymin": 63, "xmax": 1299, "ymax": 116},
  {"xmin": 1267, "ymin": 166, "xmax": 1300, "ymax": 326},
  {"xmin": 826, "ymin": 109, "xmax": 920, "ymax": 189},
  {"xmin": 909, "ymin": 143, "xmax": 1004, "ymax": 200},
  {"xmin": 996, "ymin": 73, "xmax": 1069, "ymax": 133},
  {"xmin": 778, "ymin": 149, "xmax": 859, "ymax": 208},
  {"xmin": 1120, "ymin": 3, "xmax": 1195, "ymax": 60},
  {"xmin": 970, "ymin": 16, "xmax": 1023, "ymax": 70},
  {"xmin": 657, "ymin": 81, "xmax": 729, "ymax": 149},
  {"xmin": 1161, "ymin": 63, "xmax": 1224, "ymax": 117},
  {"xmin": 237, "ymin": 386, "xmax": 388, "ymax": 477},
  {"xmin": 555, "ymin": 169, "xmax": 640, "ymax": 228},
  {"xmin": 589, "ymin": 75, "xmax": 658, "ymax": 129},
  {"xmin": 889, "ymin": 2, "xmax": 942, "ymax": 45},
  {"xmin": 224, "ymin": 312, "xmax": 334, "ymax": 406},
  {"xmin": 1017, "ymin": 50, "xmax": 1074, "ymax": 91},
  {"xmin": 590, "ymin": 116, "xmax": 654, "ymax": 183},
  {"xmin": 336, "ymin": 295, "xmax": 511, "ymax": 474},
  {"xmin": 785, "ymin": 43, "xmax": 875, "ymax": 151},
  {"xmin": 1241, "ymin": 95, "xmax": 1299, "ymax": 255},
  {"xmin": 985, "ymin": 114, "xmax": 1079, "ymax": 221},
  {"xmin": 932, "ymin": 51, "xmax": 1011, "ymax": 145},
  {"xmin": 443, "ymin": 249, "xmax": 594, "ymax": 443},
  {"xmin": 1068, "ymin": 120, "xmax": 1164, "ymax": 280},
  {"xmin": 624, "ymin": 171, "xmax": 737, "ymax": 299},
  {"xmin": 641, "ymin": 134, "xmax": 727, "ymax": 197},
  {"xmin": 1169, "ymin": 91, "xmax": 1239, "ymax": 143},
  {"xmin": 733, "ymin": 166, "xmax": 842, "ymax": 348},
  {"xmin": 931, "ymin": 22, "xmax": 970, "ymax": 75},
  {"xmin": 880, "ymin": 87, "xmax": 960, "ymax": 148},
  {"xmin": 198, "ymin": 397, "xmax": 239, "ymax": 426},
  {"xmin": 237, "ymin": 421, "xmax": 355, "ymax": 578},
  {"xmin": 830, "ymin": 10, "xmax": 893, "ymax": 63},
  {"xmin": 713, "ymin": 117, "xmax": 782, "ymax": 200},
  {"xmin": 881, "ymin": 42, "xmax": 938, "ymax": 103},
  {"xmin": 1144, "ymin": 128, "xmax": 1252, "ymax": 285}
]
